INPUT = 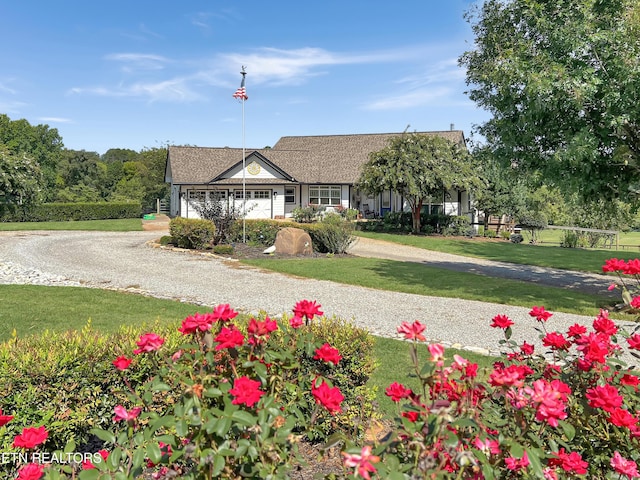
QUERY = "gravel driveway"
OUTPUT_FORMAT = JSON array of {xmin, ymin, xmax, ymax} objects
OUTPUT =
[{"xmin": 0, "ymin": 230, "xmax": 634, "ymax": 360}]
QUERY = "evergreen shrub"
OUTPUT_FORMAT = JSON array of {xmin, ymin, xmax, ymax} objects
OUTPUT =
[{"xmin": 169, "ymin": 217, "xmax": 216, "ymax": 249}]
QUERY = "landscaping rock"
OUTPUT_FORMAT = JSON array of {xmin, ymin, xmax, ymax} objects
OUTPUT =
[{"xmin": 274, "ymin": 227, "xmax": 313, "ymax": 256}]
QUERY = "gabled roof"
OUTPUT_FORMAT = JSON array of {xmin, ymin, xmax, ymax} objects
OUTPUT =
[{"xmin": 167, "ymin": 130, "xmax": 466, "ymax": 185}]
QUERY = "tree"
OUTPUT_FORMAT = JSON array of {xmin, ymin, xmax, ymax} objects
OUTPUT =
[
  {"xmin": 0, "ymin": 146, "xmax": 43, "ymax": 215},
  {"xmin": 356, "ymin": 133, "xmax": 478, "ymax": 233},
  {"xmin": 0, "ymin": 114, "xmax": 63, "ymax": 201},
  {"xmin": 471, "ymin": 145, "xmax": 529, "ymax": 232},
  {"xmin": 460, "ymin": 0, "xmax": 640, "ymax": 202}
]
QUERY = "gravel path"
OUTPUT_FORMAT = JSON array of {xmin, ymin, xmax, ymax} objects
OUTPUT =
[{"xmin": 0, "ymin": 230, "xmax": 635, "ymax": 361}]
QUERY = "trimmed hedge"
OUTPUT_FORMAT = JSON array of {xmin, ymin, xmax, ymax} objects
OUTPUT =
[
  {"xmin": 0, "ymin": 202, "xmax": 141, "ymax": 222},
  {"xmin": 169, "ymin": 217, "xmax": 216, "ymax": 249}
]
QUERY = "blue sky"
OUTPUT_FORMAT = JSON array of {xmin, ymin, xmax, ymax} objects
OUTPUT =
[{"xmin": 0, "ymin": 1, "xmax": 489, "ymax": 155}]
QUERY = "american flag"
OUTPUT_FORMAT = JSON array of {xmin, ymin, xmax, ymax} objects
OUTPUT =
[{"xmin": 233, "ymin": 74, "xmax": 248, "ymax": 100}]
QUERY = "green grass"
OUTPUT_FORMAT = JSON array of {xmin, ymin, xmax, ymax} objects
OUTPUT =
[
  {"xmin": 355, "ymin": 231, "xmax": 640, "ymax": 274},
  {"xmin": 0, "ymin": 285, "xmax": 210, "ymax": 340},
  {"xmin": 241, "ymin": 256, "xmax": 614, "ymax": 317},
  {"xmin": 0, "ymin": 218, "xmax": 144, "ymax": 231}
]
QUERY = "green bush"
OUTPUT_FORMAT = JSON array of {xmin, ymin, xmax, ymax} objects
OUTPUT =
[
  {"xmin": 442, "ymin": 215, "xmax": 472, "ymax": 236},
  {"xmin": 0, "ymin": 202, "xmax": 141, "ymax": 222},
  {"xmin": 158, "ymin": 235, "xmax": 173, "ymax": 246},
  {"xmin": 356, "ymin": 211, "xmax": 453, "ymax": 234},
  {"xmin": 212, "ymin": 244, "xmax": 234, "ymax": 255},
  {"xmin": 0, "ymin": 322, "xmax": 182, "ymax": 452},
  {"xmin": 510, "ymin": 233, "xmax": 524, "ymax": 243},
  {"xmin": 298, "ymin": 222, "xmax": 355, "ymax": 254},
  {"xmin": 560, "ymin": 229, "xmax": 581, "ymax": 248},
  {"xmin": 169, "ymin": 217, "xmax": 216, "ymax": 249},
  {"xmin": 229, "ymin": 219, "xmax": 296, "ymax": 246},
  {"xmin": 1, "ymin": 310, "xmax": 376, "ymax": 456},
  {"xmin": 291, "ymin": 205, "xmax": 324, "ymax": 223}
]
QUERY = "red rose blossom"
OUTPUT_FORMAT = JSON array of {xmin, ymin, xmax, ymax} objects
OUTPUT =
[
  {"xmin": 312, "ymin": 379, "xmax": 344, "ymax": 414},
  {"xmin": 16, "ymin": 463, "xmax": 44, "ymax": 480},
  {"xmin": 112, "ymin": 356, "xmax": 132, "ymax": 371},
  {"xmin": 293, "ymin": 300, "xmax": 324, "ymax": 322},
  {"xmin": 385, "ymin": 382, "xmax": 412, "ymax": 402},
  {"xmin": 0, "ymin": 408, "xmax": 13, "ymax": 427},
  {"xmin": 529, "ymin": 305, "xmax": 553, "ymax": 322},
  {"xmin": 13, "ymin": 426, "xmax": 48, "ymax": 449},
  {"xmin": 314, "ymin": 343, "xmax": 342, "ymax": 365},
  {"xmin": 133, "ymin": 332, "xmax": 165, "ymax": 354},
  {"xmin": 211, "ymin": 304, "xmax": 238, "ymax": 322},
  {"xmin": 229, "ymin": 376, "xmax": 265, "ymax": 407},
  {"xmin": 490, "ymin": 314, "xmax": 514, "ymax": 329},
  {"xmin": 214, "ymin": 326, "xmax": 245, "ymax": 351}
]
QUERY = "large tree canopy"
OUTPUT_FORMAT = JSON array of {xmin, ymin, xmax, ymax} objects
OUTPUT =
[
  {"xmin": 0, "ymin": 146, "xmax": 43, "ymax": 214},
  {"xmin": 0, "ymin": 114, "xmax": 63, "ymax": 200},
  {"xmin": 460, "ymin": 0, "xmax": 640, "ymax": 202},
  {"xmin": 357, "ymin": 133, "xmax": 478, "ymax": 233}
]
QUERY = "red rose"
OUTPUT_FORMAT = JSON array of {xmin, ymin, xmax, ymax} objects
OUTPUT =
[
  {"xmin": 112, "ymin": 356, "xmax": 132, "ymax": 371},
  {"xmin": 13, "ymin": 426, "xmax": 48, "ymax": 449},
  {"xmin": 314, "ymin": 343, "xmax": 342, "ymax": 365},
  {"xmin": 17, "ymin": 463, "xmax": 44, "ymax": 480},
  {"xmin": 229, "ymin": 376, "xmax": 265, "ymax": 407}
]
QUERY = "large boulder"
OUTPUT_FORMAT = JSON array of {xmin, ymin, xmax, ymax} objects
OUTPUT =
[{"xmin": 273, "ymin": 227, "xmax": 313, "ymax": 256}]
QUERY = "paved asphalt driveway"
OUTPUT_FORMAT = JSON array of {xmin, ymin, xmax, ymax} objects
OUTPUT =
[{"xmin": 0, "ymin": 230, "xmax": 634, "ymax": 360}]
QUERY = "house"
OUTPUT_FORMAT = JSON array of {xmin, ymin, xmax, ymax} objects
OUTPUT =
[{"xmin": 164, "ymin": 130, "xmax": 472, "ymax": 220}]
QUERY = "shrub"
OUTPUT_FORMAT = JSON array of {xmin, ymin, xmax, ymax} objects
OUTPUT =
[
  {"xmin": 192, "ymin": 199, "xmax": 244, "ymax": 245},
  {"xmin": 25, "ymin": 301, "xmax": 376, "ymax": 479},
  {"xmin": 169, "ymin": 217, "xmax": 216, "ymax": 249},
  {"xmin": 500, "ymin": 229, "xmax": 512, "ymax": 240},
  {"xmin": 560, "ymin": 229, "xmax": 581, "ymax": 248},
  {"xmin": 483, "ymin": 229, "xmax": 497, "ymax": 238},
  {"xmin": 337, "ymin": 304, "xmax": 640, "ymax": 479},
  {"xmin": 212, "ymin": 244, "xmax": 234, "ymax": 255},
  {"xmin": 0, "ymin": 322, "xmax": 183, "ymax": 453},
  {"xmin": 510, "ymin": 233, "xmax": 524, "ymax": 244},
  {"xmin": 442, "ymin": 215, "xmax": 472, "ymax": 236},
  {"xmin": 0, "ymin": 202, "xmax": 141, "ymax": 222},
  {"xmin": 291, "ymin": 205, "xmax": 324, "ymax": 223},
  {"xmin": 518, "ymin": 211, "xmax": 548, "ymax": 244},
  {"xmin": 229, "ymin": 219, "xmax": 294, "ymax": 247},
  {"xmin": 302, "ymin": 221, "xmax": 355, "ymax": 254},
  {"xmin": 158, "ymin": 235, "xmax": 173, "ymax": 246}
]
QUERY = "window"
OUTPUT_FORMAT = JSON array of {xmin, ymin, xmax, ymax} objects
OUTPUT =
[
  {"xmin": 234, "ymin": 190, "xmax": 248, "ymax": 199},
  {"xmin": 188, "ymin": 190, "xmax": 206, "ymax": 202},
  {"xmin": 253, "ymin": 190, "xmax": 270, "ymax": 199},
  {"xmin": 208, "ymin": 190, "xmax": 227, "ymax": 201},
  {"xmin": 285, "ymin": 187, "xmax": 295, "ymax": 203},
  {"xmin": 309, "ymin": 185, "xmax": 341, "ymax": 206}
]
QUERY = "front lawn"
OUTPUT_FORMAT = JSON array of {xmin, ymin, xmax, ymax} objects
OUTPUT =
[{"xmin": 0, "ymin": 218, "xmax": 143, "ymax": 231}]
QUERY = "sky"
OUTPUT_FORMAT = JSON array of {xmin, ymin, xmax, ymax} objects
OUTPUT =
[{"xmin": 0, "ymin": 1, "xmax": 489, "ymax": 155}]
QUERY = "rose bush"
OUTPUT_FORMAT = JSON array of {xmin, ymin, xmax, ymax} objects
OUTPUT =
[
  {"xmin": 3, "ymin": 300, "xmax": 375, "ymax": 479},
  {"xmin": 338, "ymin": 301, "xmax": 640, "ymax": 479}
]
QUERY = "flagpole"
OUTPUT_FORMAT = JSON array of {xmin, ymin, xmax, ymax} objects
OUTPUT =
[{"xmin": 240, "ymin": 67, "xmax": 247, "ymax": 243}]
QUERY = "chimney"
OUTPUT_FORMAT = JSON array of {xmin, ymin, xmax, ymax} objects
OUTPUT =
[{"xmin": 450, "ymin": 123, "xmax": 455, "ymax": 131}]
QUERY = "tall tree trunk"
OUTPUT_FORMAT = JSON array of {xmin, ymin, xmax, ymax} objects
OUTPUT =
[{"xmin": 412, "ymin": 198, "xmax": 423, "ymax": 233}]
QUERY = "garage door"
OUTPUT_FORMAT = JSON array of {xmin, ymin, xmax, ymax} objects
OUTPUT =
[{"xmin": 235, "ymin": 190, "xmax": 272, "ymax": 219}]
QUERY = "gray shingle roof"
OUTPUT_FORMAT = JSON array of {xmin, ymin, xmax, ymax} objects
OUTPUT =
[{"xmin": 167, "ymin": 130, "xmax": 466, "ymax": 185}]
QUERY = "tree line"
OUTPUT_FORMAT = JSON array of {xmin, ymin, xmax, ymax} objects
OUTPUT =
[{"xmin": 0, "ymin": 114, "xmax": 169, "ymax": 216}]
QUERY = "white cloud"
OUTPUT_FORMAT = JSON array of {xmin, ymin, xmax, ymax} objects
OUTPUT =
[
  {"xmin": 68, "ymin": 77, "xmax": 202, "ymax": 103},
  {"xmin": 219, "ymin": 45, "xmax": 432, "ymax": 86},
  {"xmin": 105, "ymin": 53, "xmax": 170, "ymax": 72},
  {"xmin": 38, "ymin": 117, "xmax": 72, "ymax": 123},
  {"xmin": 363, "ymin": 87, "xmax": 456, "ymax": 110}
]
